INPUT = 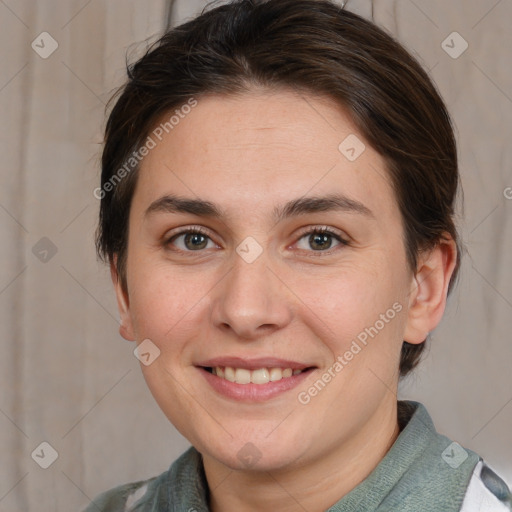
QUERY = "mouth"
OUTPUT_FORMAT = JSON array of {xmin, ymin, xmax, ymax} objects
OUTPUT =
[
  {"xmin": 195, "ymin": 357, "xmax": 317, "ymax": 402},
  {"xmin": 202, "ymin": 366, "xmax": 312, "ymax": 384}
]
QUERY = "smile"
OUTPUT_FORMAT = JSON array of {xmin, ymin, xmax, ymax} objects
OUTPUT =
[
  {"xmin": 196, "ymin": 358, "xmax": 316, "ymax": 402},
  {"xmin": 207, "ymin": 366, "xmax": 303, "ymax": 384}
]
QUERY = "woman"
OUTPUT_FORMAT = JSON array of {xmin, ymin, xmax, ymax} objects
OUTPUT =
[{"xmin": 88, "ymin": 0, "xmax": 511, "ymax": 510}]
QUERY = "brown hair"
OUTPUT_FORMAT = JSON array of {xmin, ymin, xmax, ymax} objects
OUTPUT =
[{"xmin": 96, "ymin": 0, "xmax": 461, "ymax": 377}]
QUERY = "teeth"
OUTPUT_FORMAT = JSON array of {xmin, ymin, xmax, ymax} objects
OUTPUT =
[
  {"xmin": 251, "ymin": 368, "xmax": 269, "ymax": 384},
  {"xmin": 224, "ymin": 366, "xmax": 235, "ymax": 382},
  {"xmin": 212, "ymin": 366, "xmax": 303, "ymax": 384},
  {"xmin": 235, "ymin": 368, "xmax": 251, "ymax": 384},
  {"xmin": 269, "ymin": 368, "xmax": 282, "ymax": 382}
]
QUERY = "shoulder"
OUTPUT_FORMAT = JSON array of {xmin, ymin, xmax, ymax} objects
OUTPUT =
[
  {"xmin": 81, "ymin": 472, "xmax": 165, "ymax": 512},
  {"xmin": 460, "ymin": 460, "xmax": 512, "ymax": 511},
  {"xmin": 81, "ymin": 446, "xmax": 206, "ymax": 512}
]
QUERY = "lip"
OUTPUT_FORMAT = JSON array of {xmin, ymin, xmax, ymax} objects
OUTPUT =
[
  {"xmin": 196, "ymin": 356, "xmax": 312, "ymax": 371},
  {"xmin": 198, "ymin": 367, "xmax": 314, "ymax": 402}
]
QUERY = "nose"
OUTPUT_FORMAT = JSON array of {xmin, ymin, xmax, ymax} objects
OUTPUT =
[{"xmin": 209, "ymin": 251, "xmax": 293, "ymax": 341}]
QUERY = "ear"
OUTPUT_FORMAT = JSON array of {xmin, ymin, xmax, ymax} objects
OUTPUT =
[
  {"xmin": 110, "ymin": 256, "xmax": 136, "ymax": 342},
  {"xmin": 403, "ymin": 236, "xmax": 457, "ymax": 344}
]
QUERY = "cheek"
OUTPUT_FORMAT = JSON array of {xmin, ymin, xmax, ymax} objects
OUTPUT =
[
  {"xmin": 289, "ymin": 266, "xmax": 409, "ymax": 394},
  {"xmin": 127, "ymin": 263, "xmax": 207, "ymax": 343},
  {"xmin": 290, "ymin": 258, "xmax": 404, "ymax": 343}
]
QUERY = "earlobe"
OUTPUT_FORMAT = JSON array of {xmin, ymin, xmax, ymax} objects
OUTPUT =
[
  {"xmin": 110, "ymin": 257, "xmax": 136, "ymax": 342},
  {"xmin": 403, "ymin": 237, "xmax": 457, "ymax": 344}
]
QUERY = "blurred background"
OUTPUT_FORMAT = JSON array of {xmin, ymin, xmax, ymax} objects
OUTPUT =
[{"xmin": 0, "ymin": 0, "xmax": 511, "ymax": 510}]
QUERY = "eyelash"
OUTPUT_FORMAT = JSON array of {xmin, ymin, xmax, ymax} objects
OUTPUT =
[
  {"xmin": 164, "ymin": 225, "xmax": 349, "ymax": 256},
  {"xmin": 295, "ymin": 226, "xmax": 350, "ymax": 255}
]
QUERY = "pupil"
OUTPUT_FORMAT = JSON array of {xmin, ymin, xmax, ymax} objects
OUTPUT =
[
  {"xmin": 311, "ymin": 233, "xmax": 331, "ymax": 250},
  {"xmin": 186, "ymin": 233, "xmax": 207, "ymax": 250}
]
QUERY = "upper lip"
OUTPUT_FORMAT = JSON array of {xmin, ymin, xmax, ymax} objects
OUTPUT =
[{"xmin": 196, "ymin": 357, "xmax": 315, "ymax": 371}]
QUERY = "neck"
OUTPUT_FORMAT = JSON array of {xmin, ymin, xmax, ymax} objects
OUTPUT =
[{"xmin": 204, "ymin": 400, "xmax": 400, "ymax": 512}]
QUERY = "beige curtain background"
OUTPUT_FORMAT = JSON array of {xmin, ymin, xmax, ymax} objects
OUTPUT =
[{"xmin": 0, "ymin": 1, "xmax": 510, "ymax": 510}]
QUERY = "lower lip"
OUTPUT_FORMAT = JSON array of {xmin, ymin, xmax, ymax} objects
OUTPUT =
[{"xmin": 198, "ymin": 367, "xmax": 314, "ymax": 402}]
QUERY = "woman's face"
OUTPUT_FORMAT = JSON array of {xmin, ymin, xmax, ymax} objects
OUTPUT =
[{"xmin": 115, "ymin": 88, "xmax": 419, "ymax": 472}]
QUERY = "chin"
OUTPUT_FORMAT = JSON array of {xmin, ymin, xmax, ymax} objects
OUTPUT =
[{"xmin": 198, "ymin": 430, "xmax": 311, "ymax": 473}]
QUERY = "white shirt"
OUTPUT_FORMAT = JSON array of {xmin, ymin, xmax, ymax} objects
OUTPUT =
[{"xmin": 460, "ymin": 461, "xmax": 512, "ymax": 511}]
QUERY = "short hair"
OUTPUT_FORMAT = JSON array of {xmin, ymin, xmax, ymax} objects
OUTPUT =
[{"xmin": 96, "ymin": 0, "xmax": 461, "ymax": 377}]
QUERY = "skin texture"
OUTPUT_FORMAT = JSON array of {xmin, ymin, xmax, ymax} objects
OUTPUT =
[{"xmin": 111, "ymin": 88, "xmax": 457, "ymax": 512}]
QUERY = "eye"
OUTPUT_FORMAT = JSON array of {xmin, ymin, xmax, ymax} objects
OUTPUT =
[
  {"xmin": 165, "ymin": 227, "xmax": 217, "ymax": 252},
  {"xmin": 295, "ymin": 227, "xmax": 349, "ymax": 253},
  {"xmin": 164, "ymin": 226, "xmax": 349, "ymax": 254}
]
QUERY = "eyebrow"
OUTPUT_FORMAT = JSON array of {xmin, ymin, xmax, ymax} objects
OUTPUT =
[{"xmin": 145, "ymin": 193, "xmax": 374, "ymax": 222}]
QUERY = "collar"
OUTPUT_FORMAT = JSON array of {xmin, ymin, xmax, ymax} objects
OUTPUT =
[{"xmin": 164, "ymin": 400, "xmax": 480, "ymax": 511}]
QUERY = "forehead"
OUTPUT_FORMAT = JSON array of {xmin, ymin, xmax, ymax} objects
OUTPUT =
[{"xmin": 132, "ymin": 88, "xmax": 398, "ymax": 225}]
